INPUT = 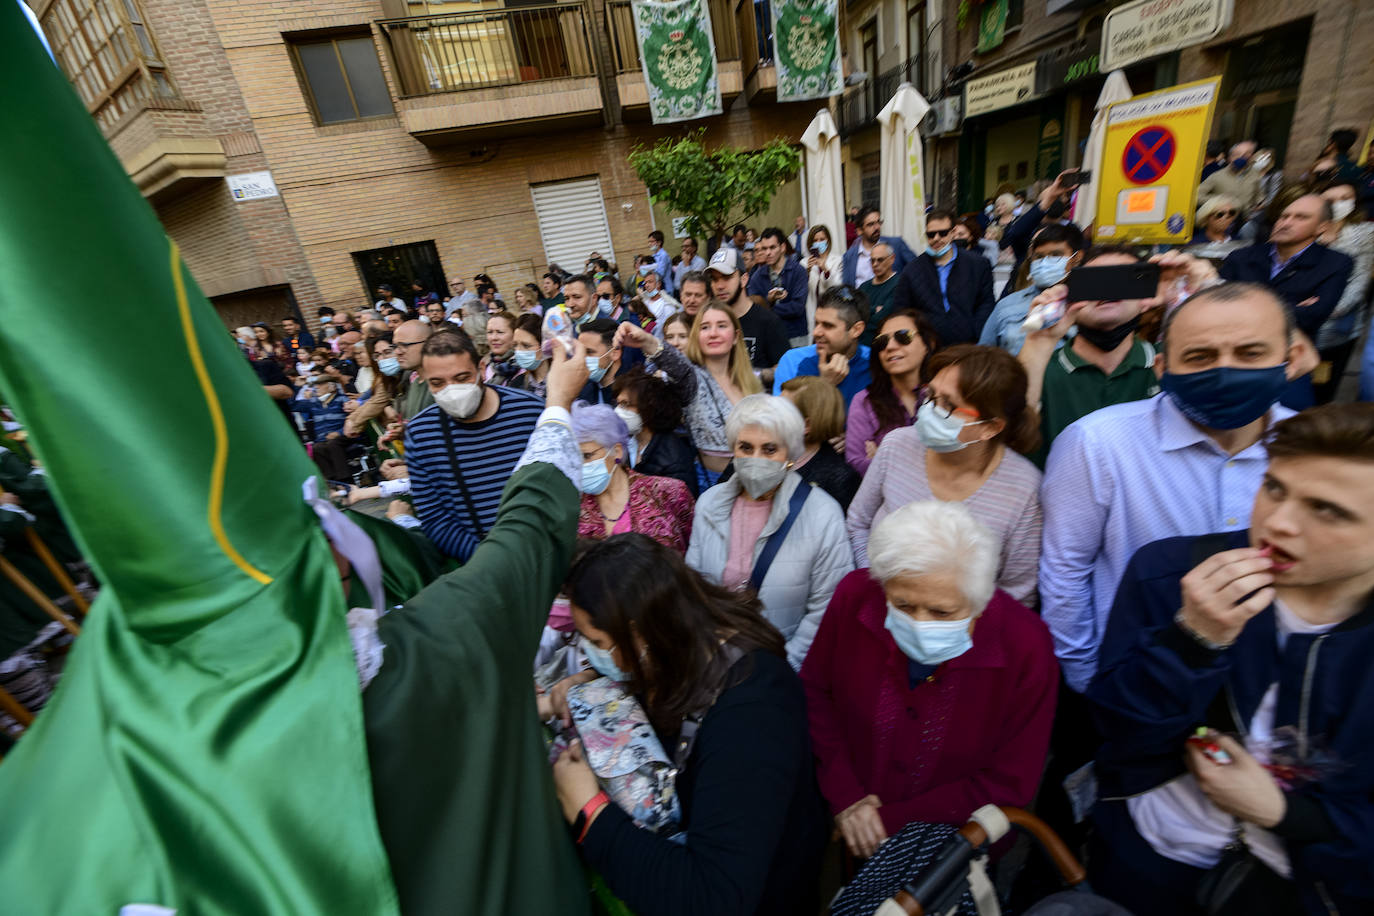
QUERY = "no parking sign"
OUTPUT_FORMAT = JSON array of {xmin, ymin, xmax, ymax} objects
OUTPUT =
[{"xmin": 1093, "ymin": 78, "xmax": 1220, "ymax": 245}]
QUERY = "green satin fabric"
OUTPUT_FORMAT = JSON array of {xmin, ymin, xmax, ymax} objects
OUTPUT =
[{"xmin": 0, "ymin": 12, "xmax": 397, "ymax": 912}]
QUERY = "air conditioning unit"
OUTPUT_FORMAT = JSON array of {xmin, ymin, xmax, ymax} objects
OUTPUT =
[{"xmin": 922, "ymin": 96, "xmax": 963, "ymax": 136}]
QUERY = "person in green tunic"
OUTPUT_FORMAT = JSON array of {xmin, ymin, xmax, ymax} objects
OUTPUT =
[{"xmin": 358, "ymin": 342, "xmax": 597, "ymax": 915}]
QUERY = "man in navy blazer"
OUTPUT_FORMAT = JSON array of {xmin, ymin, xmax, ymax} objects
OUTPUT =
[
  {"xmin": 1219, "ymin": 194, "xmax": 1353, "ymax": 339},
  {"xmin": 891, "ymin": 208, "xmax": 996, "ymax": 346},
  {"xmin": 1219, "ymin": 194, "xmax": 1353, "ymax": 408},
  {"xmin": 841, "ymin": 205, "xmax": 916, "ymax": 288}
]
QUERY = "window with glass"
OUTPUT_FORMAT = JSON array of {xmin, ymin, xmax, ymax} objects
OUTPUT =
[
  {"xmin": 41, "ymin": 0, "xmax": 178, "ymax": 131},
  {"xmin": 289, "ymin": 34, "xmax": 395, "ymax": 125}
]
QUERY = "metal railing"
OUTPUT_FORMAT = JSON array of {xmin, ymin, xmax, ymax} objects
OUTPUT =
[
  {"xmin": 377, "ymin": 4, "xmax": 597, "ymax": 97},
  {"xmin": 837, "ymin": 53, "xmax": 922, "ymax": 137},
  {"xmin": 607, "ymin": 0, "xmax": 740, "ymax": 73}
]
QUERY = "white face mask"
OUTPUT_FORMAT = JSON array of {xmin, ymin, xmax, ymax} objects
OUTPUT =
[
  {"xmin": 614, "ymin": 405, "xmax": 644, "ymax": 436},
  {"xmin": 1330, "ymin": 199, "xmax": 1355, "ymax": 222},
  {"xmin": 433, "ymin": 382, "xmax": 483, "ymax": 419}
]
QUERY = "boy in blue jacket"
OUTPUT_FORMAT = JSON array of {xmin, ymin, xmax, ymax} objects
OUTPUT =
[{"xmin": 1088, "ymin": 402, "xmax": 1374, "ymax": 915}]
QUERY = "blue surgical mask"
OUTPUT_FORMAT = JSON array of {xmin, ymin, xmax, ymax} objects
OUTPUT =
[
  {"xmin": 814, "ymin": 239, "xmax": 829, "ymax": 254},
  {"xmin": 638, "ymin": 264, "xmax": 652, "ymax": 276},
  {"xmin": 1160, "ymin": 364, "xmax": 1288, "ymax": 430},
  {"xmin": 376, "ymin": 356, "xmax": 402, "ymax": 377},
  {"xmin": 926, "ymin": 242, "xmax": 953, "ymax": 258},
  {"xmin": 582, "ymin": 637, "xmax": 631, "ymax": 682},
  {"xmin": 1230, "ymin": 156, "xmax": 1249, "ymax": 171},
  {"xmin": 512, "ymin": 349, "xmax": 541, "ymax": 370},
  {"xmin": 579, "ymin": 455, "xmax": 614, "ymax": 495},
  {"xmin": 884, "ymin": 604, "xmax": 973, "ymax": 665},
  {"xmin": 586, "ymin": 355, "xmax": 609, "ymax": 383},
  {"xmin": 914, "ymin": 400, "xmax": 985, "ymax": 453},
  {"xmin": 597, "ymin": 296, "xmax": 613, "ymax": 316},
  {"xmin": 1029, "ymin": 255, "xmax": 1071, "ymax": 289}
]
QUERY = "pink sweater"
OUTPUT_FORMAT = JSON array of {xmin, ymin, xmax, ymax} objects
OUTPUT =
[{"xmin": 800, "ymin": 570, "xmax": 1058, "ymax": 833}]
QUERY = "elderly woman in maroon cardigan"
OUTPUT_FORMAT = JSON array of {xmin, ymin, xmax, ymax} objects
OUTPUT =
[{"xmin": 800, "ymin": 499, "xmax": 1057, "ymax": 858}]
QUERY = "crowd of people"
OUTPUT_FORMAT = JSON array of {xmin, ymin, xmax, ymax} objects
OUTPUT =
[{"xmin": 6, "ymin": 129, "xmax": 1374, "ymax": 916}]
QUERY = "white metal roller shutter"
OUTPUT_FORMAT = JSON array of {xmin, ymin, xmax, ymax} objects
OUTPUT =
[{"xmin": 530, "ymin": 177, "xmax": 615, "ymax": 273}]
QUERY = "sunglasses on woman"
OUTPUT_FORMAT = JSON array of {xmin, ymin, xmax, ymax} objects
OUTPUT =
[{"xmin": 873, "ymin": 328, "xmax": 918, "ymax": 350}]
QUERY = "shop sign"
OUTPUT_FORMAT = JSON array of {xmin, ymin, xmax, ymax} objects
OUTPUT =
[
  {"xmin": 1036, "ymin": 31, "xmax": 1102, "ymax": 94},
  {"xmin": 1101, "ymin": 0, "xmax": 1233, "ymax": 72},
  {"xmin": 964, "ymin": 62, "xmax": 1037, "ymax": 119},
  {"xmin": 1093, "ymin": 77, "xmax": 1220, "ymax": 245},
  {"xmin": 227, "ymin": 171, "xmax": 279, "ymax": 202}
]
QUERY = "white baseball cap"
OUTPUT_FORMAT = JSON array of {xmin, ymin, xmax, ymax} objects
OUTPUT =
[{"xmin": 707, "ymin": 247, "xmax": 740, "ymax": 275}]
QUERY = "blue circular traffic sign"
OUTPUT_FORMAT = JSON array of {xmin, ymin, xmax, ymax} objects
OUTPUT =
[{"xmin": 1122, "ymin": 126, "xmax": 1176, "ymax": 185}]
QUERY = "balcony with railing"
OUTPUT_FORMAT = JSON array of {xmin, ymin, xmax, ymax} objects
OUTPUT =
[
  {"xmin": 837, "ymin": 54, "xmax": 922, "ymax": 138},
  {"xmin": 606, "ymin": 0, "xmax": 742, "ymax": 118},
  {"xmin": 376, "ymin": 4, "xmax": 603, "ymax": 144},
  {"xmin": 732, "ymin": 0, "xmax": 776, "ymax": 102}
]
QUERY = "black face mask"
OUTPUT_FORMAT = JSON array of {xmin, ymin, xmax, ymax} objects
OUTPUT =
[
  {"xmin": 953, "ymin": 238, "xmax": 969, "ymax": 249},
  {"xmin": 1075, "ymin": 315, "xmax": 1140, "ymax": 352}
]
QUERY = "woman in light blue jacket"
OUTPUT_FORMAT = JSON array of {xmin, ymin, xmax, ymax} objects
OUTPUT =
[{"xmin": 686, "ymin": 395, "xmax": 854, "ymax": 670}]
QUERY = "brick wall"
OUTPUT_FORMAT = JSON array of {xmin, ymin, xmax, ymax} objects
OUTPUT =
[
  {"xmin": 193, "ymin": 0, "xmax": 817, "ymax": 312},
  {"xmin": 129, "ymin": 0, "xmax": 327, "ymax": 317}
]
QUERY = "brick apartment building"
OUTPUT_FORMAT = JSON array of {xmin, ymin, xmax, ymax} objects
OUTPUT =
[{"xmin": 30, "ymin": 0, "xmax": 819, "ymax": 328}]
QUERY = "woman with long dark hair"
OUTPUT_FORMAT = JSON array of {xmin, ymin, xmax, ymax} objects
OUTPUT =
[
  {"xmin": 845, "ymin": 309, "xmax": 937, "ymax": 474},
  {"xmin": 547, "ymin": 534, "xmax": 829, "ymax": 916}
]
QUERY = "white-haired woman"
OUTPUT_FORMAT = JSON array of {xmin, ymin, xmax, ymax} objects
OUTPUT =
[
  {"xmin": 686, "ymin": 394, "xmax": 854, "ymax": 670},
  {"xmin": 801, "ymin": 500, "xmax": 1057, "ymax": 859},
  {"xmin": 1192, "ymin": 195, "xmax": 1241, "ymax": 244}
]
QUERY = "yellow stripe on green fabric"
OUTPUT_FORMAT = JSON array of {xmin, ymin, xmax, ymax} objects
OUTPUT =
[{"xmin": 170, "ymin": 240, "xmax": 273, "ymax": 585}]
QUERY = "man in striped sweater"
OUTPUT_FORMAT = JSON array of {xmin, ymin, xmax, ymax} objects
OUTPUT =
[{"xmin": 404, "ymin": 331, "xmax": 544, "ymax": 561}]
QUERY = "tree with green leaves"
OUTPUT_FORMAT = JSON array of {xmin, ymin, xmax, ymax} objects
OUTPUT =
[{"xmin": 628, "ymin": 130, "xmax": 801, "ymax": 247}]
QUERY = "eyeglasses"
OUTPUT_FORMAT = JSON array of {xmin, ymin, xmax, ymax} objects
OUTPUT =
[
  {"xmin": 393, "ymin": 339, "xmax": 426, "ymax": 350},
  {"xmin": 928, "ymin": 394, "xmax": 981, "ymax": 421},
  {"xmin": 873, "ymin": 328, "xmax": 919, "ymax": 350},
  {"xmin": 1214, "ymin": 210, "xmax": 1237, "ymax": 217},
  {"xmin": 926, "ymin": 228, "xmax": 953, "ymax": 240}
]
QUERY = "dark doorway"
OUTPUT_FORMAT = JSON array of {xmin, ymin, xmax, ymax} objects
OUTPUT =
[{"xmin": 352, "ymin": 240, "xmax": 449, "ymax": 309}]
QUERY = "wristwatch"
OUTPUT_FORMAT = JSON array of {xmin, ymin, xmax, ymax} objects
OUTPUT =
[{"xmin": 573, "ymin": 790, "xmax": 610, "ymax": 844}]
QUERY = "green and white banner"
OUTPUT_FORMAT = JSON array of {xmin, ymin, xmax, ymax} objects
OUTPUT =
[
  {"xmin": 633, "ymin": 0, "xmax": 722, "ymax": 124},
  {"xmin": 772, "ymin": 0, "xmax": 842, "ymax": 102}
]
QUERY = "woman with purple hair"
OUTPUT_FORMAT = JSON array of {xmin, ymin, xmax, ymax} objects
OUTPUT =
[{"xmin": 570, "ymin": 402, "xmax": 695, "ymax": 553}]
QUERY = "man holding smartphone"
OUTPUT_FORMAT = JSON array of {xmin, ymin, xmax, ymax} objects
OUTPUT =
[
  {"xmin": 1017, "ymin": 246, "xmax": 1171, "ymax": 457},
  {"xmin": 747, "ymin": 227, "xmax": 811, "ymax": 345}
]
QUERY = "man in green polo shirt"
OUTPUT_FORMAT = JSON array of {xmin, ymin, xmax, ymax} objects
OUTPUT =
[
  {"xmin": 1018, "ymin": 246, "xmax": 1165, "ymax": 464},
  {"xmin": 858, "ymin": 241, "xmax": 900, "ymax": 346}
]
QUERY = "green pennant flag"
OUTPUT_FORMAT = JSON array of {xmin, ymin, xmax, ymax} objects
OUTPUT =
[
  {"xmin": 977, "ymin": 0, "xmax": 1010, "ymax": 53},
  {"xmin": 633, "ymin": 0, "xmax": 722, "ymax": 124},
  {"xmin": 772, "ymin": 0, "xmax": 842, "ymax": 102},
  {"xmin": 0, "ymin": 11, "xmax": 398, "ymax": 914}
]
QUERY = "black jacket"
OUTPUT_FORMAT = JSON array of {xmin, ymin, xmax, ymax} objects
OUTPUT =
[
  {"xmin": 892, "ymin": 250, "xmax": 996, "ymax": 346},
  {"xmin": 1218, "ymin": 242, "xmax": 1354, "ymax": 337},
  {"xmin": 580, "ymin": 650, "xmax": 830, "ymax": 916},
  {"xmin": 636, "ymin": 431, "xmax": 699, "ymax": 497}
]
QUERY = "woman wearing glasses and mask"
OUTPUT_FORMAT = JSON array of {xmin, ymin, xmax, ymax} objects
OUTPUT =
[
  {"xmin": 686, "ymin": 395, "xmax": 854, "ymax": 670},
  {"xmin": 569, "ymin": 403, "xmax": 694, "ymax": 552},
  {"xmin": 846, "ymin": 344, "xmax": 1043, "ymax": 606}
]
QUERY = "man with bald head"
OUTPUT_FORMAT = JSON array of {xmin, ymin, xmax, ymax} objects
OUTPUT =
[
  {"xmin": 342, "ymin": 318, "xmax": 435, "ymax": 438},
  {"xmin": 857, "ymin": 240, "xmax": 900, "ymax": 347},
  {"xmin": 1197, "ymin": 140, "xmax": 1262, "ymax": 214},
  {"xmin": 1220, "ymin": 193, "xmax": 1354, "ymax": 405},
  {"xmin": 1040, "ymin": 281, "xmax": 1304, "ymax": 694}
]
